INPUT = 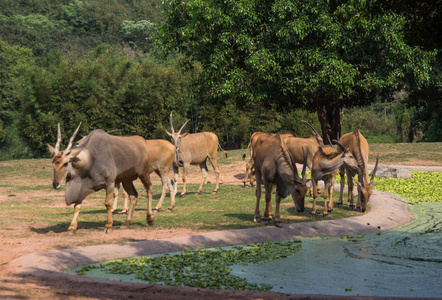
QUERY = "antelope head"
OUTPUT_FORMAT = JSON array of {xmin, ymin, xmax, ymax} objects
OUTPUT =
[
  {"xmin": 279, "ymin": 134, "xmax": 309, "ymax": 212},
  {"xmin": 333, "ymin": 139, "xmax": 359, "ymax": 171},
  {"xmin": 354, "ymin": 154, "xmax": 379, "ymax": 212},
  {"xmin": 47, "ymin": 122, "xmax": 82, "ymax": 190},
  {"xmin": 166, "ymin": 112, "xmax": 189, "ymax": 167},
  {"xmin": 301, "ymin": 120, "xmax": 324, "ymax": 146}
]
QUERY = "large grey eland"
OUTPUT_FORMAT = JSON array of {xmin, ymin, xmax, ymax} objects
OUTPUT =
[
  {"xmin": 166, "ymin": 112, "xmax": 222, "ymax": 197},
  {"xmin": 48, "ymin": 123, "xmax": 154, "ymax": 234}
]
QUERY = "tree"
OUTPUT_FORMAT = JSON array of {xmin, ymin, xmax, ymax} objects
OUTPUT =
[{"xmin": 159, "ymin": 0, "xmax": 436, "ymax": 140}]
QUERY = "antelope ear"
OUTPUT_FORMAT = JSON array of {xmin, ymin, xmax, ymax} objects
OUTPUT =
[
  {"xmin": 181, "ymin": 133, "xmax": 189, "ymax": 138},
  {"xmin": 69, "ymin": 147, "xmax": 83, "ymax": 158},
  {"xmin": 48, "ymin": 144, "xmax": 56, "ymax": 156},
  {"xmin": 165, "ymin": 130, "xmax": 172, "ymax": 137}
]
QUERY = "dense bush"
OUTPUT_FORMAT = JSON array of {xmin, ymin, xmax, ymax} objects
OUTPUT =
[{"xmin": 0, "ymin": 0, "xmax": 440, "ymax": 160}]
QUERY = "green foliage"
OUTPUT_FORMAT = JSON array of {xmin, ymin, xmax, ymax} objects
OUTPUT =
[
  {"xmin": 11, "ymin": 46, "xmax": 195, "ymax": 157},
  {"xmin": 120, "ymin": 20, "xmax": 158, "ymax": 51},
  {"xmin": 375, "ymin": 172, "xmax": 442, "ymax": 204},
  {"xmin": 76, "ymin": 240, "xmax": 302, "ymax": 291},
  {"xmin": 159, "ymin": 0, "xmax": 438, "ymax": 139}
]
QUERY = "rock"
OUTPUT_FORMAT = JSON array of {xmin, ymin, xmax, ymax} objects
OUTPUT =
[{"xmin": 374, "ymin": 165, "xmax": 413, "ymax": 179}]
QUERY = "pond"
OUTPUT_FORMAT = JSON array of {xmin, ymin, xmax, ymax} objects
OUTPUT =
[{"xmin": 67, "ymin": 201, "xmax": 442, "ymax": 298}]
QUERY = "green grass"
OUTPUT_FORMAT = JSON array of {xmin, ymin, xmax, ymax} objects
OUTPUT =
[{"xmin": 0, "ymin": 143, "xmax": 440, "ymax": 235}]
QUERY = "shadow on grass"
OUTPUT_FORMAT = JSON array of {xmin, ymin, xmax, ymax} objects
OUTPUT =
[{"xmin": 29, "ymin": 219, "xmax": 148, "ymax": 234}]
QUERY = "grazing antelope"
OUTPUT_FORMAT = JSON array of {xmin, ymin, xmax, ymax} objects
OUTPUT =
[
  {"xmin": 112, "ymin": 139, "xmax": 177, "ymax": 214},
  {"xmin": 242, "ymin": 121, "xmax": 323, "ymax": 194},
  {"xmin": 48, "ymin": 124, "xmax": 154, "ymax": 234},
  {"xmin": 337, "ymin": 129, "xmax": 379, "ymax": 212},
  {"xmin": 310, "ymin": 141, "xmax": 359, "ymax": 217},
  {"xmin": 253, "ymin": 133, "xmax": 309, "ymax": 227},
  {"xmin": 167, "ymin": 112, "xmax": 221, "ymax": 197}
]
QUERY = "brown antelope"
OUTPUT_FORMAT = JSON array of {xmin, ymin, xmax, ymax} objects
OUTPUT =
[
  {"xmin": 113, "ymin": 139, "xmax": 177, "ymax": 214},
  {"xmin": 48, "ymin": 124, "xmax": 154, "ymax": 234},
  {"xmin": 253, "ymin": 133, "xmax": 309, "ymax": 227},
  {"xmin": 242, "ymin": 131, "xmax": 272, "ymax": 187},
  {"xmin": 337, "ymin": 129, "xmax": 379, "ymax": 212},
  {"xmin": 166, "ymin": 112, "xmax": 222, "ymax": 197},
  {"xmin": 242, "ymin": 121, "xmax": 323, "ymax": 194},
  {"xmin": 310, "ymin": 141, "xmax": 359, "ymax": 217}
]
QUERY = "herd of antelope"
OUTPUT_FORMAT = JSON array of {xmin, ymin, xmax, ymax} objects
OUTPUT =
[{"xmin": 48, "ymin": 113, "xmax": 378, "ymax": 233}]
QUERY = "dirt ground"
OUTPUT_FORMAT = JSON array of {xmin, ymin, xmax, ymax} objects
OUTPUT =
[{"xmin": 0, "ymin": 158, "xmax": 439, "ymax": 300}]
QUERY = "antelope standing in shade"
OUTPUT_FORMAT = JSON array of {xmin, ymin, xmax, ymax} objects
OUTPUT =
[
  {"xmin": 48, "ymin": 124, "xmax": 154, "ymax": 234},
  {"xmin": 166, "ymin": 112, "xmax": 222, "ymax": 197},
  {"xmin": 310, "ymin": 141, "xmax": 359, "ymax": 217},
  {"xmin": 337, "ymin": 129, "xmax": 379, "ymax": 212},
  {"xmin": 252, "ymin": 133, "xmax": 309, "ymax": 227}
]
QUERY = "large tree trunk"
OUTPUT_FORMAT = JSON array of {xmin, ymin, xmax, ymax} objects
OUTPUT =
[{"xmin": 315, "ymin": 99, "xmax": 341, "ymax": 144}]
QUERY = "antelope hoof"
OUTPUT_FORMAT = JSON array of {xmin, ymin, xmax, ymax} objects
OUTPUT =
[
  {"xmin": 327, "ymin": 208, "xmax": 333, "ymax": 213},
  {"xmin": 67, "ymin": 230, "xmax": 76, "ymax": 236},
  {"xmin": 147, "ymin": 218, "xmax": 154, "ymax": 226},
  {"xmin": 104, "ymin": 227, "xmax": 113, "ymax": 234},
  {"xmin": 263, "ymin": 219, "xmax": 270, "ymax": 225},
  {"xmin": 120, "ymin": 210, "xmax": 128, "ymax": 216},
  {"xmin": 254, "ymin": 216, "xmax": 261, "ymax": 223},
  {"xmin": 336, "ymin": 202, "xmax": 343, "ymax": 207},
  {"xmin": 349, "ymin": 205, "xmax": 355, "ymax": 210},
  {"xmin": 120, "ymin": 221, "xmax": 131, "ymax": 229},
  {"xmin": 356, "ymin": 207, "xmax": 363, "ymax": 212},
  {"xmin": 152, "ymin": 208, "xmax": 160, "ymax": 214},
  {"xmin": 274, "ymin": 221, "xmax": 283, "ymax": 228},
  {"xmin": 323, "ymin": 213, "xmax": 328, "ymax": 217},
  {"xmin": 180, "ymin": 194, "xmax": 185, "ymax": 198},
  {"xmin": 310, "ymin": 212, "xmax": 316, "ymax": 217},
  {"xmin": 167, "ymin": 207, "xmax": 174, "ymax": 211},
  {"xmin": 212, "ymin": 190, "xmax": 218, "ymax": 194},
  {"xmin": 297, "ymin": 209, "xmax": 304, "ymax": 213}
]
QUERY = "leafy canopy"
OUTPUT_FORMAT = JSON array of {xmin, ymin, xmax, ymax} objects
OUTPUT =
[{"xmin": 159, "ymin": 0, "xmax": 436, "ymax": 115}]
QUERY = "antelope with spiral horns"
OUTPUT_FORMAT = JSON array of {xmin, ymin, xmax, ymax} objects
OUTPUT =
[{"xmin": 166, "ymin": 112, "xmax": 225, "ymax": 197}]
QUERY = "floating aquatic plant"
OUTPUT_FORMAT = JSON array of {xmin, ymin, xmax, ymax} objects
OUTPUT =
[
  {"xmin": 76, "ymin": 240, "xmax": 302, "ymax": 291},
  {"xmin": 374, "ymin": 172, "xmax": 441, "ymax": 204}
]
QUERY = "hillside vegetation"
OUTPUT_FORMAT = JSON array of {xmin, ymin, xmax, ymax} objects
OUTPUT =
[{"xmin": 0, "ymin": 0, "xmax": 440, "ymax": 160}]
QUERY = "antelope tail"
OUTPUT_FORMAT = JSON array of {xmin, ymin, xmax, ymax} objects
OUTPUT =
[
  {"xmin": 242, "ymin": 141, "xmax": 251, "ymax": 160},
  {"xmin": 218, "ymin": 143, "xmax": 228, "ymax": 158}
]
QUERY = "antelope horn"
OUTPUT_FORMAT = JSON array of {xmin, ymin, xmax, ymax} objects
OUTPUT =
[
  {"xmin": 178, "ymin": 119, "xmax": 191, "ymax": 135},
  {"xmin": 106, "ymin": 129, "xmax": 121, "ymax": 134},
  {"xmin": 301, "ymin": 146, "xmax": 307, "ymax": 180},
  {"xmin": 301, "ymin": 120, "xmax": 320, "ymax": 137},
  {"xmin": 169, "ymin": 112, "xmax": 175, "ymax": 134},
  {"xmin": 332, "ymin": 139, "xmax": 346, "ymax": 152},
  {"xmin": 278, "ymin": 133, "xmax": 297, "ymax": 174},
  {"xmin": 327, "ymin": 134, "xmax": 333, "ymax": 146},
  {"xmin": 370, "ymin": 154, "xmax": 379, "ymax": 183},
  {"xmin": 65, "ymin": 122, "xmax": 82, "ymax": 152},
  {"xmin": 54, "ymin": 123, "xmax": 62, "ymax": 154}
]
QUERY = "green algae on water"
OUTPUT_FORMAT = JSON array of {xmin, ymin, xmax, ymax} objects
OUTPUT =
[{"xmin": 72, "ymin": 240, "xmax": 302, "ymax": 291}]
